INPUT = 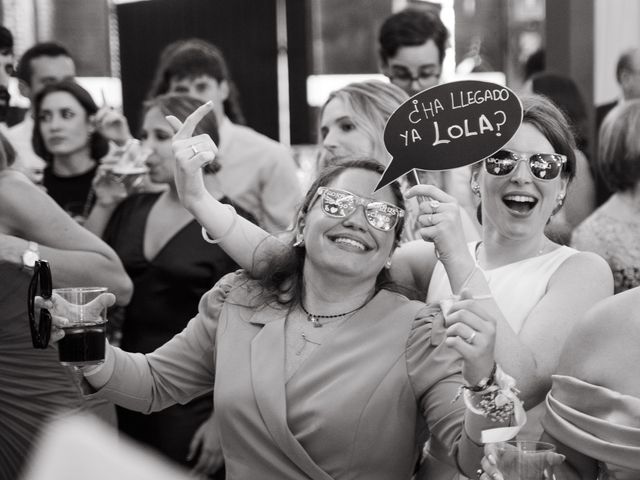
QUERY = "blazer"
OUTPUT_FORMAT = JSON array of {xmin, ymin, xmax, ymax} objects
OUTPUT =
[{"xmin": 92, "ymin": 272, "xmax": 491, "ymax": 479}]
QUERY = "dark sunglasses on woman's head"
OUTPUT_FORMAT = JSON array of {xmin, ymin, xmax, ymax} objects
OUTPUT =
[
  {"xmin": 484, "ymin": 149, "xmax": 567, "ymax": 181},
  {"xmin": 28, "ymin": 260, "xmax": 52, "ymax": 349},
  {"xmin": 316, "ymin": 187, "xmax": 404, "ymax": 232}
]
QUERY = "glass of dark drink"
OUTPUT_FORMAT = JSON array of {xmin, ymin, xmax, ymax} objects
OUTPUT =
[{"xmin": 53, "ymin": 287, "xmax": 108, "ymax": 368}]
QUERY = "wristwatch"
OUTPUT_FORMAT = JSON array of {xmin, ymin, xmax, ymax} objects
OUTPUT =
[{"xmin": 21, "ymin": 241, "xmax": 40, "ymax": 271}]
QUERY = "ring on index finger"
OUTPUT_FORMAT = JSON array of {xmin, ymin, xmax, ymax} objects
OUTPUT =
[
  {"xmin": 191, "ymin": 145, "xmax": 199, "ymax": 156},
  {"xmin": 465, "ymin": 330, "xmax": 477, "ymax": 344},
  {"xmin": 429, "ymin": 199, "xmax": 440, "ymax": 211}
]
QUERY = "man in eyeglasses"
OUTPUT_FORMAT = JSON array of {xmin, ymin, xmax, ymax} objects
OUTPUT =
[
  {"xmin": 378, "ymin": 8, "xmax": 448, "ymax": 97},
  {"xmin": 377, "ymin": 9, "xmax": 480, "ymax": 238}
]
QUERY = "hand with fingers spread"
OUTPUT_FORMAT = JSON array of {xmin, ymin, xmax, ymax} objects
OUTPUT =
[
  {"xmin": 35, "ymin": 292, "xmax": 116, "ymax": 343},
  {"xmin": 442, "ymin": 288, "xmax": 496, "ymax": 386},
  {"xmin": 166, "ymin": 100, "xmax": 218, "ymax": 212}
]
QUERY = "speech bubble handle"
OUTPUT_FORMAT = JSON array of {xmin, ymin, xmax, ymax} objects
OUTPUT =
[{"xmin": 411, "ymin": 169, "xmax": 441, "ymax": 259}]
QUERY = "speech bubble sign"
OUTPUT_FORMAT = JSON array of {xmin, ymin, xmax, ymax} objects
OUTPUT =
[{"xmin": 374, "ymin": 80, "xmax": 523, "ymax": 191}]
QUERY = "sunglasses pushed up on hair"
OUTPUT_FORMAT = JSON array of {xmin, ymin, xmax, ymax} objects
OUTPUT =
[
  {"xmin": 484, "ymin": 149, "xmax": 567, "ymax": 180},
  {"xmin": 316, "ymin": 187, "xmax": 404, "ymax": 232}
]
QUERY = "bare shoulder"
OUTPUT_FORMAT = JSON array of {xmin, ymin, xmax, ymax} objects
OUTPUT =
[
  {"xmin": 551, "ymin": 249, "xmax": 613, "ymax": 287},
  {"xmin": 558, "ymin": 287, "xmax": 640, "ymax": 396}
]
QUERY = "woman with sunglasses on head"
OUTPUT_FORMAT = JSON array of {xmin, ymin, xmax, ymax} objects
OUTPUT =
[
  {"xmin": 0, "ymin": 130, "xmax": 131, "ymax": 480},
  {"xmin": 45, "ymin": 107, "xmax": 520, "ymax": 477}
]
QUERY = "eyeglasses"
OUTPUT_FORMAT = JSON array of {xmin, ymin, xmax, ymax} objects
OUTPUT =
[
  {"xmin": 316, "ymin": 187, "xmax": 404, "ymax": 232},
  {"xmin": 28, "ymin": 260, "xmax": 52, "ymax": 349},
  {"xmin": 484, "ymin": 150, "xmax": 567, "ymax": 181},
  {"xmin": 387, "ymin": 69, "xmax": 440, "ymax": 88}
]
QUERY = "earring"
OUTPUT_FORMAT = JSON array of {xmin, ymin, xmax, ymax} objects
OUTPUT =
[
  {"xmin": 556, "ymin": 192, "xmax": 566, "ymax": 203},
  {"xmin": 293, "ymin": 233, "xmax": 305, "ymax": 248},
  {"xmin": 471, "ymin": 183, "xmax": 481, "ymax": 197},
  {"xmin": 384, "ymin": 258, "xmax": 392, "ymax": 269}
]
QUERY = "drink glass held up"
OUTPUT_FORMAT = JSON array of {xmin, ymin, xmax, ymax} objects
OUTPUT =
[{"xmin": 53, "ymin": 287, "xmax": 109, "ymax": 368}]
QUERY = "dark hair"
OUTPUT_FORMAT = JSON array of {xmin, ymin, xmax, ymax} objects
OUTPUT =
[
  {"xmin": 0, "ymin": 26, "xmax": 13, "ymax": 55},
  {"xmin": 378, "ymin": 8, "xmax": 449, "ymax": 65},
  {"xmin": 254, "ymin": 157, "xmax": 405, "ymax": 307},
  {"xmin": 144, "ymin": 93, "xmax": 221, "ymax": 174},
  {"xmin": 16, "ymin": 42, "xmax": 72, "ymax": 86},
  {"xmin": 529, "ymin": 72, "xmax": 589, "ymax": 154},
  {"xmin": 523, "ymin": 48, "xmax": 545, "ymax": 81},
  {"xmin": 146, "ymin": 38, "xmax": 245, "ymax": 125},
  {"xmin": 0, "ymin": 130, "xmax": 15, "ymax": 169},
  {"xmin": 32, "ymin": 80, "xmax": 109, "ymax": 164},
  {"xmin": 597, "ymin": 99, "xmax": 640, "ymax": 192},
  {"xmin": 473, "ymin": 94, "xmax": 577, "ymax": 223},
  {"xmin": 616, "ymin": 48, "xmax": 640, "ymax": 83}
]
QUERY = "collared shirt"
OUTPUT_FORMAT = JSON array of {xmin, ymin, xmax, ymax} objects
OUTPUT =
[{"xmin": 214, "ymin": 117, "xmax": 302, "ymax": 233}]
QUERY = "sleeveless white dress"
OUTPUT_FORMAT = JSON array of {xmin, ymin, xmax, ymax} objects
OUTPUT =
[{"xmin": 426, "ymin": 242, "xmax": 578, "ymax": 440}]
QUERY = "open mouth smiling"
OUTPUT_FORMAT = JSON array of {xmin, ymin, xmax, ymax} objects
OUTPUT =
[{"xmin": 502, "ymin": 194, "xmax": 538, "ymax": 214}]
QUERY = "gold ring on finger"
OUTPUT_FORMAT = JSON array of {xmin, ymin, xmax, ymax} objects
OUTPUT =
[
  {"xmin": 429, "ymin": 199, "xmax": 440, "ymax": 211},
  {"xmin": 191, "ymin": 145, "xmax": 199, "ymax": 156}
]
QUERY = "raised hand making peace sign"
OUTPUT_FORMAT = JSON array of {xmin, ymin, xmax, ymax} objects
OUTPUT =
[{"xmin": 166, "ymin": 100, "xmax": 219, "ymax": 212}]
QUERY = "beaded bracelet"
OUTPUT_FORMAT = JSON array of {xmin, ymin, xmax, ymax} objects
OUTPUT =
[{"xmin": 201, "ymin": 204, "xmax": 238, "ymax": 245}]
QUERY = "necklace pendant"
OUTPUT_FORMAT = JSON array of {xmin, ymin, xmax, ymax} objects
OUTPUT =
[{"xmin": 309, "ymin": 315, "xmax": 322, "ymax": 328}]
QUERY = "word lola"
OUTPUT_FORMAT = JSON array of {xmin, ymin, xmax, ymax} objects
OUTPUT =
[
  {"xmin": 400, "ymin": 111, "xmax": 507, "ymax": 147},
  {"xmin": 433, "ymin": 110, "xmax": 507, "ymax": 145}
]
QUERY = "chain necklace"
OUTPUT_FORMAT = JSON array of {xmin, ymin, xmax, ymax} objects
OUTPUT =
[{"xmin": 300, "ymin": 300, "xmax": 368, "ymax": 328}]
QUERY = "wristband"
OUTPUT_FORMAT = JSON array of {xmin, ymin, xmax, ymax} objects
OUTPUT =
[{"xmin": 201, "ymin": 205, "xmax": 237, "ymax": 244}]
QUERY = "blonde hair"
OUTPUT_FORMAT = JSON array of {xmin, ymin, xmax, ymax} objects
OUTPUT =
[{"xmin": 320, "ymin": 80, "xmax": 408, "ymax": 165}]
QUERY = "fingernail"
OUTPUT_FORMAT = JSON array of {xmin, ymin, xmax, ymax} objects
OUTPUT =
[{"xmin": 487, "ymin": 454, "xmax": 496, "ymax": 465}]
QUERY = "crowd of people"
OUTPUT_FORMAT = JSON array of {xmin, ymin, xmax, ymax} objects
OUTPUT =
[{"xmin": 0, "ymin": 6, "xmax": 639, "ymax": 480}]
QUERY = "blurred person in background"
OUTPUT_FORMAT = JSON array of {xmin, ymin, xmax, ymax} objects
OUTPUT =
[
  {"xmin": 0, "ymin": 130, "xmax": 131, "ymax": 480},
  {"xmin": 594, "ymin": 47, "xmax": 640, "ymax": 206},
  {"xmin": 85, "ymin": 93, "xmax": 254, "ymax": 470},
  {"xmin": 7, "ymin": 42, "xmax": 75, "ymax": 185},
  {"xmin": 31, "ymin": 80, "xmax": 109, "ymax": 223},
  {"xmin": 0, "ymin": 26, "xmax": 28, "ymax": 129},
  {"xmin": 523, "ymin": 72, "xmax": 597, "ymax": 244},
  {"xmin": 378, "ymin": 8, "xmax": 478, "ymax": 232},
  {"xmin": 147, "ymin": 38, "xmax": 301, "ymax": 233},
  {"xmin": 572, "ymin": 100, "xmax": 640, "ymax": 293}
]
